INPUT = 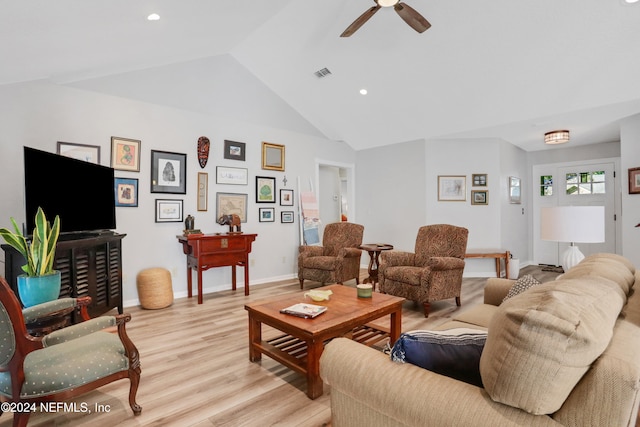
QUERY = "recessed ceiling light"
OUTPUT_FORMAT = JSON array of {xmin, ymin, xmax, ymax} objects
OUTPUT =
[
  {"xmin": 147, "ymin": 13, "xmax": 160, "ymax": 21},
  {"xmin": 622, "ymin": 0, "xmax": 639, "ymax": 4},
  {"xmin": 360, "ymin": 89, "xmax": 368, "ymax": 95}
]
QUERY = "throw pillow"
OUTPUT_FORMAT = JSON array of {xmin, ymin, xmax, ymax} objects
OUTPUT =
[
  {"xmin": 502, "ymin": 274, "xmax": 541, "ymax": 302},
  {"xmin": 390, "ymin": 328, "xmax": 487, "ymax": 387}
]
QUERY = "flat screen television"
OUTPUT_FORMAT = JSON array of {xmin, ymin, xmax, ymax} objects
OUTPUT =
[{"xmin": 23, "ymin": 147, "xmax": 116, "ymax": 237}]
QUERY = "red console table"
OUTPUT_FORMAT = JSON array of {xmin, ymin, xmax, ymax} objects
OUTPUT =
[{"xmin": 177, "ymin": 233, "xmax": 258, "ymax": 304}]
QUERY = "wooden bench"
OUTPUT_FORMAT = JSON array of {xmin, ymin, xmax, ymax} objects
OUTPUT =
[{"xmin": 465, "ymin": 250, "xmax": 511, "ymax": 278}]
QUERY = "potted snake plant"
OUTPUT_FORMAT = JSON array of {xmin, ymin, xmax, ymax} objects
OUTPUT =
[{"xmin": 0, "ymin": 207, "xmax": 61, "ymax": 307}]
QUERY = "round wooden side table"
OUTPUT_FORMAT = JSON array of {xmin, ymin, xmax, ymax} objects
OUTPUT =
[{"xmin": 359, "ymin": 243, "xmax": 394, "ymax": 290}]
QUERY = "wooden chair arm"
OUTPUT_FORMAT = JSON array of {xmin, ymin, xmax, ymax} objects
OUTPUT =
[
  {"xmin": 115, "ymin": 313, "xmax": 141, "ymax": 375},
  {"xmin": 76, "ymin": 296, "xmax": 92, "ymax": 321}
]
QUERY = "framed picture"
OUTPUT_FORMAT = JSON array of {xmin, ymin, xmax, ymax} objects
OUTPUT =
[
  {"xmin": 280, "ymin": 189, "xmax": 294, "ymax": 206},
  {"xmin": 114, "ymin": 178, "xmax": 139, "ymax": 207},
  {"xmin": 262, "ymin": 142, "xmax": 285, "ymax": 171},
  {"xmin": 281, "ymin": 211, "xmax": 295, "ymax": 223},
  {"xmin": 629, "ymin": 167, "xmax": 640, "ymax": 194},
  {"xmin": 259, "ymin": 207, "xmax": 275, "ymax": 222},
  {"xmin": 216, "ymin": 166, "xmax": 248, "ymax": 185},
  {"xmin": 155, "ymin": 199, "xmax": 183, "ymax": 223},
  {"xmin": 438, "ymin": 175, "xmax": 466, "ymax": 201},
  {"xmin": 256, "ymin": 176, "xmax": 276, "ymax": 203},
  {"xmin": 224, "ymin": 140, "xmax": 246, "ymax": 161},
  {"xmin": 216, "ymin": 192, "xmax": 248, "ymax": 223},
  {"xmin": 197, "ymin": 172, "xmax": 208, "ymax": 211},
  {"xmin": 57, "ymin": 141, "xmax": 100, "ymax": 164},
  {"xmin": 472, "ymin": 174, "xmax": 487, "ymax": 186},
  {"xmin": 471, "ymin": 190, "xmax": 488, "ymax": 205},
  {"xmin": 110, "ymin": 137, "xmax": 141, "ymax": 171},
  {"xmin": 151, "ymin": 150, "xmax": 187, "ymax": 194},
  {"xmin": 509, "ymin": 176, "xmax": 522, "ymax": 204}
]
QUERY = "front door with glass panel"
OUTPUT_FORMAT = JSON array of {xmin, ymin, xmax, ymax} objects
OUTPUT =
[{"xmin": 533, "ymin": 161, "xmax": 616, "ymax": 267}]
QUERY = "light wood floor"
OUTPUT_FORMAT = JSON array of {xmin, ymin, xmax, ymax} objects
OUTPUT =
[{"xmin": 0, "ymin": 266, "xmax": 559, "ymax": 427}]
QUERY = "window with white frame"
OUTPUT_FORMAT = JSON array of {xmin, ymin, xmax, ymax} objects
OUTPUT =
[{"xmin": 565, "ymin": 171, "xmax": 605, "ymax": 195}]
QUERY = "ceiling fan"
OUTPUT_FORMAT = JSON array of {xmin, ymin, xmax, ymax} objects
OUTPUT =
[{"xmin": 340, "ymin": 0, "xmax": 431, "ymax": 37}]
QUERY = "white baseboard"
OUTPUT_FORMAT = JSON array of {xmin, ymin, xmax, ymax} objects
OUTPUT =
[{"xmin": 123, "ymin": 273, "xmax": 298, "ymax": 308}]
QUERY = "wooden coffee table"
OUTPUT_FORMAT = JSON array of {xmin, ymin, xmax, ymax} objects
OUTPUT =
[{"xmin": 245, "ymin": 284, "xmax": 404, "ymax": 399}]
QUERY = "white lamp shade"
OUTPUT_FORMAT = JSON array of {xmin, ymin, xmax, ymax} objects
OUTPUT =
[{"xmin": 540, "ymin": 206, "xmax": 605, "ymax": 243}]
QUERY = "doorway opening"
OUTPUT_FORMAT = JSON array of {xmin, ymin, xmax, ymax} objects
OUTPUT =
[{"xmin": 314, "ymin": 159, "xmax": 356, "ymax": 238}]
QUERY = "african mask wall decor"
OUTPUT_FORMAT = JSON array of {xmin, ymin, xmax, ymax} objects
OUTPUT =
[{"xmin": 197, "ymin": 136, "xmax": 210, "ymax": 168}]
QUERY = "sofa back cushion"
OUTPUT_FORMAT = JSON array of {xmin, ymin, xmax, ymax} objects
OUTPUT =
[
  {"xmin": 583, "ymin": 252, "xmax": 636, "ymax": 274},
  {"xmin": 552, "ymin": 318, "xmax": 640, "ymax": 426},
  {"xmin": 480, "ymin": 277, "xmax": 626, "ymax": 415},
  {"xmin": 560, "ymin": 255, "xmax": 635, "ymax": 295}
]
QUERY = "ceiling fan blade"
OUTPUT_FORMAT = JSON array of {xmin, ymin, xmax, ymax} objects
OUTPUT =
[
  {"xmin": 340, "ymin": 5, "xmax": 381, "ymax": 37},
  {"xmin": 394, "ymin": 2, "xmax": 431, "ymax": 33}
]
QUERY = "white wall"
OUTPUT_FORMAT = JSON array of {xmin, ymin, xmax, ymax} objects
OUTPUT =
[
  {"xmin": 426, "ymin": 139, "xmax": 519, "ymax": 276},
  {"xmin": 355, "ymin": 138, "xmax": 526, "ymax": 277},
  {"xmin": 0, "ymin": 80, "xmax": 355, "ymax": 306},
  {"xmin": 621, "ymin": 114, "xmax": 640, "ymax": 267},
  {"xmin": 355, "ymin": 139, "xmax": 427, "ymax": 252}
]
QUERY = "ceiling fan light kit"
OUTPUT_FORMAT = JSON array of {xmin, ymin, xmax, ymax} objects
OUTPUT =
[
  {"xmin": 340, "ymin": 0, "xmax": 431, "ymax": 37},
  {"xmin": 544, "ymin": 130, "xmax": 570, "ymax": 145}
]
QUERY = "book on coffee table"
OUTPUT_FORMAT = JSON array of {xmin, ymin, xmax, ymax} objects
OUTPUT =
[{"xmin": 280, "ymin": 303, "xmax": 327, "ymax": 319}]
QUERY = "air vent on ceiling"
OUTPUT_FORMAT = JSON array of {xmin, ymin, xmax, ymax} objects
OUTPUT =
[{"xmin": 314, "ymin": 68, "xmax": 332, "ymax": 78}]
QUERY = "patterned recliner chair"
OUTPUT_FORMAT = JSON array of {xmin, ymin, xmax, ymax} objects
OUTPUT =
[
  {"xmin": 298, "ymin": 222, "xmax": 364, "ymax": 289},
  {"xmin": 379, "ymin": 224, "xmax": 468, "ymax": 317}
]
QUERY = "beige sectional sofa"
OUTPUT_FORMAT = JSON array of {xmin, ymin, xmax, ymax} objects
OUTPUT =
[{"xmin": 320, "ymin": 253, "xmax": 640, "ymax": 427}]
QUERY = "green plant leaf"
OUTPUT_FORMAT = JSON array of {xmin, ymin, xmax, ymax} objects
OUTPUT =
[
  {"xmin": 0, "ymin": 207, "xmax": 60, "ymax": 277},
  {"xmin": 43, "ymin": 215, "xmax": 60, "ymax": 273},
  {"xmin": 0, "ymin": 228, "xmax": 28, "ymax": 258}
]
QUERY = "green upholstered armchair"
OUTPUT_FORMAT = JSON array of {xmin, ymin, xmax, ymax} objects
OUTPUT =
[
  {"xmin": 298, "ymin": 222, "xmax": 364, "ymax": 289},
  {"xmin": 0, "ymin": 276, "xmax": 141, "ymax": 426},
  {"xmin": 379, "ymin": 224, "xmax": 468, "ymax": 317}
]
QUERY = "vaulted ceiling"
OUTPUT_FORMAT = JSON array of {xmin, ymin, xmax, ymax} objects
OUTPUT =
[{"xmin": 2, "ymin": 0, "xmax": 640, "ymax": 152}]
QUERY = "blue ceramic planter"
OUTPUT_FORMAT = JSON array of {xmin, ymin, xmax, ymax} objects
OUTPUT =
[{"xmin": 17, "ymin": 271, "xmax": 61, "ymax": 307}]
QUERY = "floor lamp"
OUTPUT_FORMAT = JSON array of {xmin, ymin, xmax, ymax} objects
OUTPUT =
[{"xmin": 540, "ymin": 206, "xmax": 605, "ymax": 272}]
